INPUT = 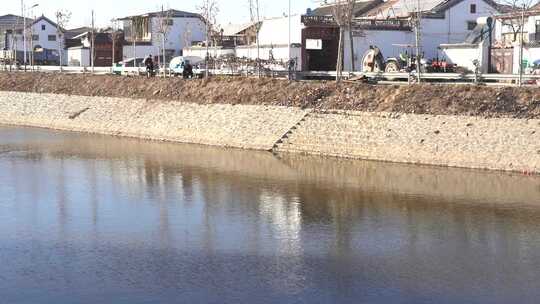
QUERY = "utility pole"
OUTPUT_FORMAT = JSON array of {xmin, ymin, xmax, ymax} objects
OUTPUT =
[
  {"xmin": 111, "ymin": 19, "xmax": 116, "ymax": 67},
  {"xmin": 288, "ymin": 0, "xmax": 292, "ymax": 79},
  {"xmin": 22, "ymin": 0, "xmax": 27, "ymax": 70},
  {"xmin": 205, "ymin": 0, "xmax": 210, "ymax": 78},
  {"xmin": 414, "ymin": 0, "xmax": 422, "ymax": 83},
  {"xmin": 518, "ymin": 6, "xmax": 525, "ymax": 87},
  {"xmin": 56, "ymin": 12, "xmax": 62, "ymax": 71},
  {"xmin": 91, "ymin": 10, "xmax": 95, "ymax": 73},
  {"xmin": 162, "ymin": 5, "xmax": 167, "ymax": 78},
  {"xmin": 132, "ymin": 17, "xmax": 136, "ymax": 68},
  {"xmin": 30, "ymin": 15, "xmax": 34, "ymax": 69},
  {"xmin": 29, "ymin": 5, "xmax": 38, "ymax": 69},
  {"xmin": 256, "ymin": 0, "xmax": 261, "ymax": 78},
  {"xmin": 13, "ymin": 24, "xmax": 18, "ymax": 69}
]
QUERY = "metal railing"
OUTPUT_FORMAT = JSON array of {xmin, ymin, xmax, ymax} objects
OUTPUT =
[{"xmin": 2, "ymin": 64, "xmax": 540, "ymax": 84}]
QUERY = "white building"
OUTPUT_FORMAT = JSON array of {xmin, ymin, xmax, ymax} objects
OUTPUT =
[
  {"xmin": 343, "ymin": 0, "xmax": 502, "ymax": 70},
  {"xmin": 3, "ymin": 15, "xmax": 66, "ymax": 65},
  {"xmin": 236, "ymin": 15, "xmax": 303, "ymax": 67},
  {"xmin": 183, "ymin": 15, "xmax": 304, "ymax": 70},
  {"xmin": 118, "ymin": 9, "xmax": 206, "ymax": 62},
  {"xmin": 439, "ymin": 4, "xmax": 540, "ymax": 75},
  {"xmin": 493, "ymin": 4, "xmax": 540, "ymax": 74},
  {"xmin": 439, "ymin": 17, "xmax": 493, "ymax": 73}
]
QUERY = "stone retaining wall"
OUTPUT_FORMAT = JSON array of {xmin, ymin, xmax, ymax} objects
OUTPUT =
[
  {"xmin": 0, "ymin": 91, "xmax": 308, "ymax": 151},
  {"xmin": 1, "ymin": 91, "xmax": 539, "ymax": 174},
  {"xmin": 276, "ymin": 110, "xmax": 540, "ymax": 173}
]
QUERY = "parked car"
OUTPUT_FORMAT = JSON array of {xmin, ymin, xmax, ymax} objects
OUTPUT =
[
  {"xmin": 113, "ymin": 57, "xmax": 146, "ymax": 75},
  {"xmin": 169, "ymin": 56, "xmax": 205, "ymax": 78}
]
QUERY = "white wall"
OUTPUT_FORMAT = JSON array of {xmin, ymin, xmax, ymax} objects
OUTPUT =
[
  {"xmin": 421, "ymin": 0, "xmax": 498, "ymax": 59},
  {"xmin": 182, "ymin": 44, "xmax": 302, "ymax": 70},
  {"xmin": 122, "ymin": 45, "xmax": 160, "ymax": 60},
  {"xmin": 122, "ymin": 15, "xmax": 206, "ymax": 61},
  {"xmin": 7, "ymin": 17, "xmax": 67, "ymax": 64},
  {"xmin": 67, "ymin": 47, "xmax": 90, "ymax": 67},
  {"xmin": 236, "ymin": 45, "xmax": 302, "ymax": 68},
  {"xmin": 344, "ymin": 0, "xmax": 498, "ymax": 71},
  {"xmin": 30, "ymin": 18, "xmax": 63, "ymax": 51},
  {"xmin": 440, "ymin": 43, "xmax": 487, "ymax": 72},
  {"xmin": 10, "ymin": 18, "xmax": 63, "ymax": 51},
  {"xmin": 344, "ymin": 30, "xmax": 414, "ymax": 71},
  {"xmin": 512, "ymin": 45, "xmax": 540, "ymax": 73},
  {"xmin": 151, "ymin": 16, "xmax": 206, "ymax": 55},
  {"xmin": 183, "ymin": 47, "xmax": 235, "ymax": 58},
  {"xmin": 257, "ymin": 15, "xmax": 303, "ymax": 46},
  {"xmin": 496, "ymin": 14, "xmax": 540, "ymax": 43}
]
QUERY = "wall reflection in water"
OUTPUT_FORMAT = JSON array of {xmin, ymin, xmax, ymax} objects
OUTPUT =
[{"xmin": 1, "ymin": 126, "xmax": 540, "ymax": 303}]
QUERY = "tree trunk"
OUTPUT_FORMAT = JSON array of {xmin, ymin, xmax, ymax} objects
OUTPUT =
[
  {"xmin": 163, "ymin": 34, "xmax": 167, "ymax": 77},
  {"xmin": 349, "ymin": 25, "xmax": 355, "ymax": 71},
  {"xmin": 336, "ymin": 27, "xmax": 345, "ymax": 83}
]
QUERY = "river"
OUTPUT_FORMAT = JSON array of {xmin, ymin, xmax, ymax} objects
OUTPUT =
[{"xmin": 1, "ymin": 125, "xmax": 540, "ymax": 304}]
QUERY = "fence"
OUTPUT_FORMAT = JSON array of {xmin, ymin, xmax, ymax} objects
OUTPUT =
[{"xmin": 2, "ymin": 64, "xmax": 540, "ymax": 84}]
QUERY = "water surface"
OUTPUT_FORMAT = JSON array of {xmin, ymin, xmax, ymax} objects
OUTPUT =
[{"xmin": 1, "ymin": 125, "xmax": 540, "ymax": 304}]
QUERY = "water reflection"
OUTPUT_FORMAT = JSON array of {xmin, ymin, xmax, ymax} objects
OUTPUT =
[{"xmin": 1, "ymin": 126, "xmax": 540, "ymax": 303}]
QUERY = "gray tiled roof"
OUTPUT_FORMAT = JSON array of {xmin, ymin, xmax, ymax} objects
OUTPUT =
[
  {"xmin": 313, "ymin": 0, "xmax": 384, "ymax": 17},
  {"xmin": 117, "ymin": 9, "xmax": 202, "ymax": 21}
]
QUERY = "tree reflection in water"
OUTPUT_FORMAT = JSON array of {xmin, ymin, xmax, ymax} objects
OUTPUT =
[{"xmin": 1, "ymin": 126, "xmax": 540, "ymax": 303}]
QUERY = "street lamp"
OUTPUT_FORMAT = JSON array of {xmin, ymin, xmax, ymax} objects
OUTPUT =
[
  {"xmin": 288, "ymin": 0, "xmax": 292, "ymax": 80},
  {"xmin": 21, "ymin": 1, "xmax": 39, "ymax": 69},
  {"xmin": 29, "ymin": 4, "xmax": 39, "ymax": 68}
]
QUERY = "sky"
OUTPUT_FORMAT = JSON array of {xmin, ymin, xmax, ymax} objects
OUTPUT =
[{"xmin": 0, "ymin": 0, "xmax": 317, "ymax": 28}]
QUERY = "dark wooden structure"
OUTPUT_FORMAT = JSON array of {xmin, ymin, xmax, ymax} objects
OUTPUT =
[
  {"xmin": 301, "ymin": 15, "xmax": 340, "ymax": 71},
  {"xmin": 490, "ymin": 47, "xmax": 513, "ymax": 74}
]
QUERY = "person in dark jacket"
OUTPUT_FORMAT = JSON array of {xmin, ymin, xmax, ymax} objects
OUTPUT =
[
  {"xmin": 183, "ymin": 61, "xmax": 194, "ymax": 79},
  {"xmin": 144, "ymin": 55, "xmax": 155, "ymax": 77}
]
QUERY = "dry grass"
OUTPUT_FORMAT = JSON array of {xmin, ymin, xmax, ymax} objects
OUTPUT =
[{"xmin": 2, "ymin": 72, "xmax": 540, "ymax": 118}]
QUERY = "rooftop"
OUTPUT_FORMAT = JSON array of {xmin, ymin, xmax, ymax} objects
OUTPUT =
[
  {"xmin": 312, "ymin": 0, "xmax": 384, "ymax": 17},
  {"xmin": 117, "ymin": 9, "xmax": 202, "ymax": 21},
  {"xmin": 363, "ymin": 0, "xmax": 501, "ymax": 19},
  {"xmin": 220, "ymin": 21, "xmax": 259, "ymax": 36}
]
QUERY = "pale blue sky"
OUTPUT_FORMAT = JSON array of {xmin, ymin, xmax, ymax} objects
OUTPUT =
[{"xmin": 0, "ymin": 0, "xmax": 317, "ymax": 28}]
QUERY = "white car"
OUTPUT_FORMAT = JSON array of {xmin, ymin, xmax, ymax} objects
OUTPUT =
[
  {"xmin": 169, "ymin": 56, "xmax": 205, "ymax": 78},
  {"xmin": 113, "ymin": 57, "xmax": 159, "ymax": 75}
]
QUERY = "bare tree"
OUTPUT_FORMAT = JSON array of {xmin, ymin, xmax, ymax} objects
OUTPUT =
[
  {"xmin": 91, "ymin": 10, "xmax": 95, "ymax": 73},
  {"xmin": 198, "ymin": 0, "xmax": 219, "ymax": 78},
  {"xmin": 156, "ymin": 6, "xmax": 174, "ymax": 76},
  {"xmin": 498, "ymin": 0, "xmax": 535, "ymax": 42},
  {"xmin": 248, "ymin": 0, "xmax": 262, "ymax": 77},
  {"xmin": 346, "ymin": 0, "xmax": 356, "ymax": 71},
  {"xmin": 55, "ymin": 9, "xmax": 71, "ymax": 71},
  {"xmin": 402, "ymin": 0, "xmax": 427, "ymax": 83},
  {"xmin": 110, "ymin": 19, "xmax": 120, "ymax": 66},
  {"xmin": 497, "ymin": 0, "xmax": 535, "ymax": 85},
  {"xmin": 331, "ymin": 0, "xmax": 356, "ymax": 83},
  {"xmin": 11, "ymin": 22, "xmax": 20, "ymax": 67}
]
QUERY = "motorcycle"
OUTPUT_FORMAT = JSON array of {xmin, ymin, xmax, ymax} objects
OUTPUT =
[{"xmin": 146, "ymin": 64, "xmax": 156, "ymax": 78}]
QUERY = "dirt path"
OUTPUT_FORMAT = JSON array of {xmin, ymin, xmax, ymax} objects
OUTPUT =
[{"xmin": 2, "ymin": 72, "xmax": 540, "ymax": 118}]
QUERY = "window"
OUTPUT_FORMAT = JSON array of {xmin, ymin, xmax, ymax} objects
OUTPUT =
[
  {"xmin": 41, "ymin": 24, "xmax": 46, "ymax": 31},
  {"xmin": 163, "ymin": 19, "xmax": 173, "ymax": 26},
  {"xmin": 467, "ymin": 21, "xmax": 477, "ymax": 30},
  {"xmin": 48, "ymin": 35, "xmax": 56, "ymax": 41},
  {"xmin": 470, "ymin": 4, "xmax": 477, "ymax": 13},
  {"xmin": 32, "ymin": 35, "xmax": 39, "ymax": 41}
]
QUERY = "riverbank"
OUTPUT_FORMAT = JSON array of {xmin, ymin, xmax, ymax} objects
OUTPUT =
[
  {"xmin": 1, "ymin": 90, "xmax": 539, "ymax": 174},
  {"xmin": 2, "ymin": 72, "xmax": 540, "ymax": 118}
]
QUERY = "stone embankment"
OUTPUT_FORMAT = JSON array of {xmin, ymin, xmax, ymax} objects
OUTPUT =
[
  {"xmin": 0, "ymin": 91, "xmax": 308, "ymax": 150},
  {"xmin": 275, "ymin": 111, "xmax": 540, "ymax": 173},
  {"xmin": 1, "ymin": 91, "xmax": 539, "ymax": 174}
]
